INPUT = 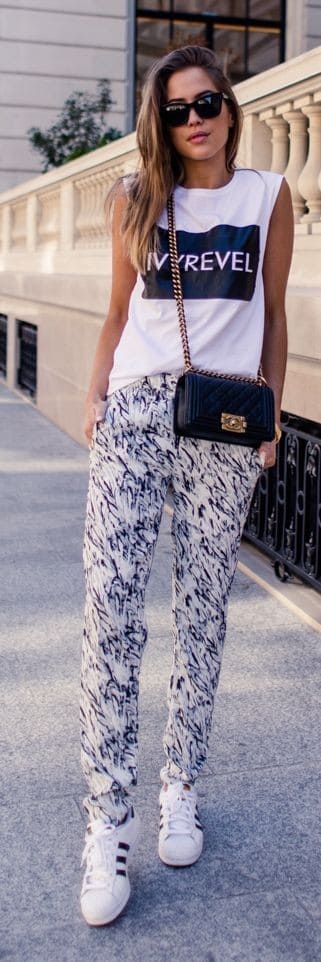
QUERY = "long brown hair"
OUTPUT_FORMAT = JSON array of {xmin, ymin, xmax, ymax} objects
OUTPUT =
[{"xmin": 108, "ymin": 45, "xmax": 243, "ymax": 274}]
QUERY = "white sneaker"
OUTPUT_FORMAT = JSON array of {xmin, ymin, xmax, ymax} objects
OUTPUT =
[
  {"xmin": 158, "ymin": 781, "xmax": 203, "ymax": 867},
  {"xmin": 80, "ymin": 806, "xmax": 140, "ymax": 926}
]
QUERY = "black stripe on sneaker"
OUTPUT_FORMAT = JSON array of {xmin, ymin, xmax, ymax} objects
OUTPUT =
[
  {"xmin": 116, "ymin": 855, "xmax": 127, "ymax": 864},
  {"xmin": 119, "ymin": 842, "xmax": 130, "ymax": 851},
  {"xmin": 116, "ymin": 869, "xmax": 127, "ymax": 876}
]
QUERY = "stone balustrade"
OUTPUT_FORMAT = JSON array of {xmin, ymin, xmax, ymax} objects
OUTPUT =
[
  {"xmin": 0, "ymin": 45, "xmax": 320, "ymax": 258},
  {"xmin": 0, "ymin": 45, "xmax": 320, "ymax": 442},
  {"xmin": 0, "ymin": 135, "xmax": 137, "ymax": 269},
  {"xmin": 235, "ymin": 45, "xmax": 321, "ymax": 232}
]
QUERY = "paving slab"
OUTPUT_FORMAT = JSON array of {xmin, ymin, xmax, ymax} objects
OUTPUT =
[{"xmin": 1, "ymin": 382, "xmax": 321, "ymax": 962}]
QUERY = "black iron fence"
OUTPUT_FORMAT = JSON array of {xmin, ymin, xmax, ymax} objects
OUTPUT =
[
  {"xmin": 244, "ymin": 411, "xmax": 321, "ymax": 592},
  {"xmin": 0, "ymin": 314, "xmax": 7, "ymax": 376},
  {"xmin": 17, "ymin": 321, "xmax": 37, "ymax": 396}
]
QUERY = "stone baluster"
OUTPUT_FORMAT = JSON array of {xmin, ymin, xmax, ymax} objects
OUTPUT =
[
  {"xmin": 75, "ymin": 164, "xmax": 126, "ymax": 248},
  {"xmin": 26, "ymin": 194, "xmax": 38, "ymax": 253},
  {"xmin": 239, "ymin": 113, "xmax": 272, "ymax": 169},
  {"xmin": 281, "ymin": 104, "xmax": 308, "ymax": 222},
  {"xmin": 10, "ymin": 200, "xmax": 27, "ymax": 250},
  {"xmin": 60, "ymin": 181, "xmax": 74, "ymax": 251},
  {"xmin": 37, "ymin": 189, "xmax": 60, "ymax": 248},
  {"xmin": 259, "ymin": 108, "xmax": 289, "ymax": 173},
  {"xmin": 1, "ymin": 206, "xmax": 11, "ymax": 254},
  {"xmin": 297, "ymin": 99, "xmax": 321, "ymax": 223},
  {"xmin": 74, "ymin": 174, "xmax": 96, "ymax": 248},
  {"xmin": 90, "ymin": 171, "xmax": 108, "ymax": 246}
]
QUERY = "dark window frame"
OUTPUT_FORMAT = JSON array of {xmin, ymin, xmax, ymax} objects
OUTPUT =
[
  {"xmin": 17, "ymin": 320, "xmax": 37, "ymax": 398},
  {"xmin": 0, "ymin": 313, "xmax": 8, "ymax": 377},
  {"xmin": 136, "ymin": 2, "xmax": 286, "ymax": 98}
]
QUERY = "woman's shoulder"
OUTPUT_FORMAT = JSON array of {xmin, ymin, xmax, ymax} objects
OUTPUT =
[
  {"xmin": 235, "ymin": 167, "xmax": 283, "ymax": 186},
  {"xmin": 122, "ymin": 173, "xmax": 136, "ymax": 198},
  {"xmin": 235, "ymin": 167, "xmax": 284, "ymax": 206}
]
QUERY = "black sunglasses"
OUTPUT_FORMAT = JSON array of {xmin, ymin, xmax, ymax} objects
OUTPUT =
[{"xmin": 161, "ymin": 91, "xmax": 230, "ymax": 128}]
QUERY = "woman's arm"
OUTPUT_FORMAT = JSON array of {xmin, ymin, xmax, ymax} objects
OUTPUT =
[
  {"xmin": 259, "ymin": 177, "xmax": 294, "ymax": 467},
  {"xmin": 84, "ymin": 184, "xmax": 137, "ymax": 443}
]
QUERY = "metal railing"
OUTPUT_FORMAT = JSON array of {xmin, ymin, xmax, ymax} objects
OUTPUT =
[
  {"xmin": 244, "ymin": 412, "xmax": 321, "ymax": 592},
  {"xmin": 17, "ymin": 321, "xmax": 37, "ymax": 397},
  {"xmin": 0, "ymin": 314, "xmax": 7, "ymax": 376}
]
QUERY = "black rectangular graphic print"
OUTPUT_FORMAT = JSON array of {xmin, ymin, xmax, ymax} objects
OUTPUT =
[{"xmin": 142, "ymin": 224, "xmax": 260, "ymax": 301}]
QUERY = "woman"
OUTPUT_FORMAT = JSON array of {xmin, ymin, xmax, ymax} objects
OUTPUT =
[{"xmin": 80, "ymin": 45, "xmax": 293, "ymax": 926}]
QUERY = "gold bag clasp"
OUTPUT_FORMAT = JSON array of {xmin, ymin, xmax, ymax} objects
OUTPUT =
[{"xmin": 221, "ymin": 413, "xmax": 247, "ymax": 433}]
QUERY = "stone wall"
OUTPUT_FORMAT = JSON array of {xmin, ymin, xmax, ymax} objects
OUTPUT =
[
  {"xmin": 0, "ymin": 0, "xmax": 134, "ymax": 192},
  {"xmin": 286, "ymin": 0, "xmax": 321, "ymax": 59}
]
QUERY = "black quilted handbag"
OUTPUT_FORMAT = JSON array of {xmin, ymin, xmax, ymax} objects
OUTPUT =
[{"xmin": 167, "ymin": 194, "xmax": 275, "ymax": 448}]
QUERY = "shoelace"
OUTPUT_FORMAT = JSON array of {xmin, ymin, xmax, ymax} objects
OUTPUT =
[
  {"xmin": 81, "ymin": 820, "xmax": 118, "ymax": 891},
  {"xmin": 162, "ymin": 790, "xmax": 196, "ymax": 837}
]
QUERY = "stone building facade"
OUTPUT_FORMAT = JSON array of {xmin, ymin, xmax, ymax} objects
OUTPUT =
[{"xmin": 0, "ymin": 1, "xmax": 321, "ymax": 192}]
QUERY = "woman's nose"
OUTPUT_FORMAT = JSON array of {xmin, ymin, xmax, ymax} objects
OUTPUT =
[{"xmin": 187, "ymin": 107, "xmax": 201, "ymax": 124}]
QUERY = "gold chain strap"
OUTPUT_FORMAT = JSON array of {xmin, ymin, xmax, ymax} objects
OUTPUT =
[{"xmin": 167, "ymin": 194, "xmax": 265, "ymax": 388}]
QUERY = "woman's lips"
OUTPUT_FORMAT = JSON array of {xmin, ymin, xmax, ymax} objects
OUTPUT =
[{"xmin": 188, "ymin": 132, "xmax": 209, "ymax": 143}]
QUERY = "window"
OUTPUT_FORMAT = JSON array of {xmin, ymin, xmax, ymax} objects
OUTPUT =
[
  {"xmin": 17, "ymin": 321, "xmax": 37, "ymax": 397},
  {"xmin": 136, "ymin": 1, "xmax": 285, "ymax": 113},
  {"xmin": 0, "ymin": 314, "xmax": 7, "ymax": 377}
]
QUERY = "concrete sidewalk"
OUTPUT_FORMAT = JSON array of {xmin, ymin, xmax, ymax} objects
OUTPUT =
[{"xmin": 1, "ymin": 380, "xmax": 321, "ymax": 962}]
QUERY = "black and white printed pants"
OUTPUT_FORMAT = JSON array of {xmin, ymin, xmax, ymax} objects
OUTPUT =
[{"xmin": 80, "ymin": 373, "xmax": 262, "ymax": 824}]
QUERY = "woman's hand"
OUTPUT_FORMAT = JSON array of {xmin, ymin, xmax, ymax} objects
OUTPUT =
[
  {"xmin": 84, "ymin": 398, "xmax": 108, "ymax": 448},
  {"xmin": 258, "ymin": 439, "xmax": 277, "ymax": 470},
  {"xmin": 84, "ymin": 401, "xmax": 97, "ymax": 448}
]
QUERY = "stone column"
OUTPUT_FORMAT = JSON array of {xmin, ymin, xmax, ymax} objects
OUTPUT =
[
  {"xmin": 282, "ymin": 105, "xmax": 308, "ymax": 221},
  {"xmin": 60, "ymin": 181, "xmax": 74, "ymax": 251},
  {"xmin": 1, "ymin": 205, "xmax": 11, "ymax": 254},
  {"xmin": 260, "ymin": 109, "xmax": 289, "ymax": 173},
  {"xmin": 238, "ymin": 113, "xmax": 272, "ymax": 169},
  {"xmin": 297, "ymin": 100, "xmax": 321, "ymax": 223},
  {"xmin": 26, "ymin": 194, "xmax": 38, "ymax": 252}
]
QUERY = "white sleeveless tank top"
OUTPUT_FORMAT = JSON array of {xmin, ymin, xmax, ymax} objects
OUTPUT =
[{"xmin": 107, "ymin": 168, "xmax": 283, "ymax": 396}]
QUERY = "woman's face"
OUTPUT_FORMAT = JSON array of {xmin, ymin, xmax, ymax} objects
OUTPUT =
[{"xmin": 164, "ymin": 66, "xmax": 234, "ymax": 170}]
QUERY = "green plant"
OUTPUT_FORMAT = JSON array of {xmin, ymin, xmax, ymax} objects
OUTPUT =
[{"xmin": 27, "ymin": 79, "xmax": 122, "ymax": 171}]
